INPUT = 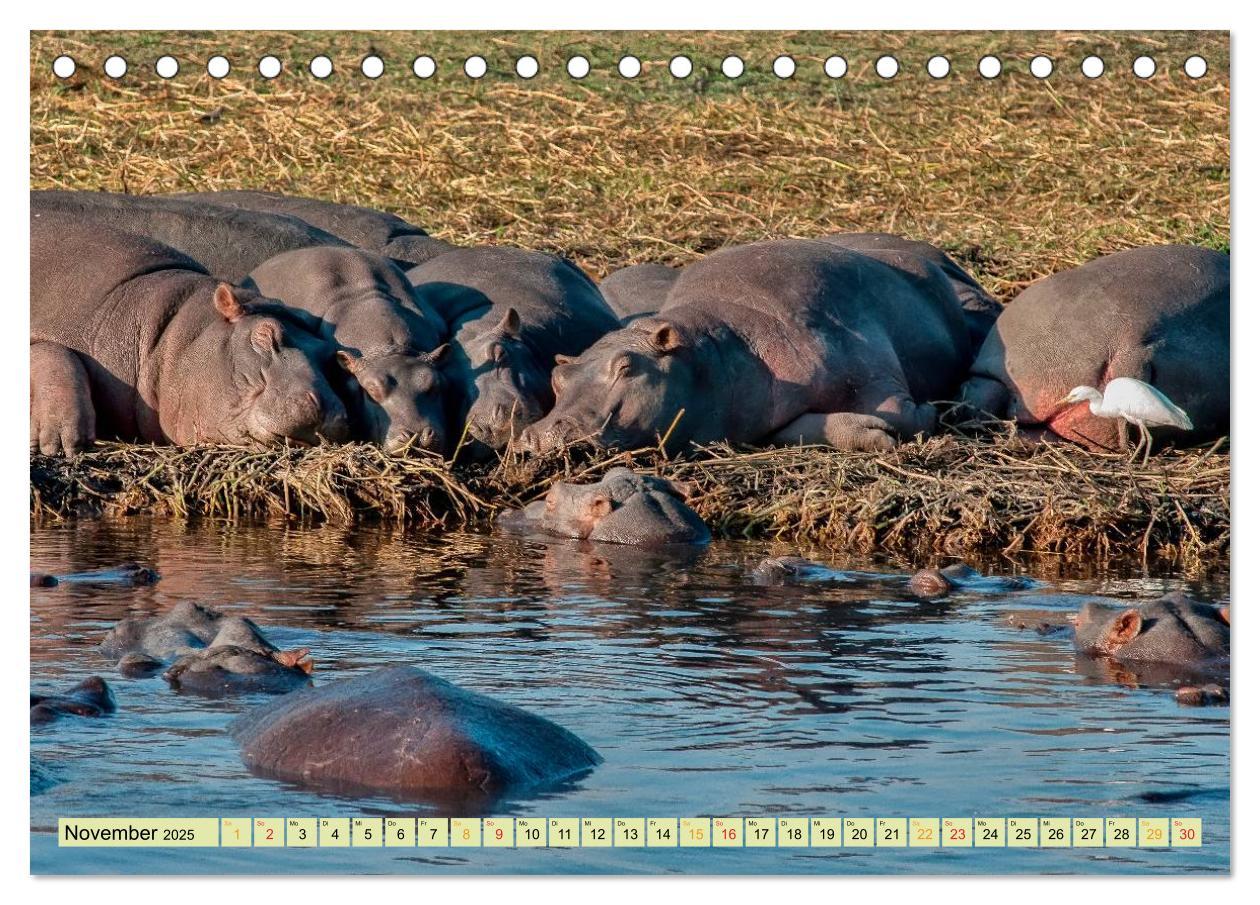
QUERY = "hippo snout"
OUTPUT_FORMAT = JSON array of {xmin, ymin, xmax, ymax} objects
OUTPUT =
[{"xmin": 384, "ymin": 426, "xmax": 443, "ymax": 457}]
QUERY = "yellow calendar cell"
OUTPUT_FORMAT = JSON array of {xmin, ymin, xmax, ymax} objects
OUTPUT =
[
  {"xmin": 1139, "ymin": 818, "xmax": 1169, "ymax": 847},
  {"xmin": 58, "ymin": 818, "xmax": 219, "ymax": 848},
  {"xmin": 942, "ymin": 818, "xmax": 972, "ymax": 848},
  {"xmin": 910, "ymin": 818, "xmax": 939, "ymax": 848},
  {"xmin": 713, "ymin": 817, "xmax": 743, "ymax": 847},
  {"xmin": 974, "ymin": 818, "xmax": 1005, "ymax": 847},
  {"xmin": 253, "ymin": 818, "xmax": 284, "ymax": 848},
  {"xmin": 1172, "ymin": 818, "xmax": 1202, "ymax": 847},
  {"xmin": 614, "ymin": 818, "xmax": 645, "ymax": 847},
  {"xmin": 1106, "ymin": 818, "xmax": 1137, "ymax": 848},
  {"xmin": 515, "ymin": 818, "xmax": 546, "ymax": 848},
  {"xmin": 648, "ymin": 817, "xmax": 678, "ymax": 847},
  {"xmin": 810, "ymin": 818, "xmax": 843, "ymax": 848},
  {"xmin": 582, "ymin": 818, "xmax": 613, "ymax": 848},
  {"xmin": 680, "ymin": 818, "xmax": 710, "ymax": 847},
  {"xmin": 877, "ymin": 818, "xmax": 907, "ymax": 847},
  {"xmin": 744, "ymin": 817, "xmax": 775, "ymax": 848},
  {"xmin": 286, "ymin": 818, "xmax": 317, "ymax": 847},
  {"xmin": 319, "ymin": 818, "xmax": 351, "ymax": 847},
  {"xmin": 352, "ymin": 817, "xmax": 382, "ymax": 847},
  {"xmin": 221, "ymin": 817, "xmax": 251, "ymax": 847},
  {"xmin": 416, "ymin": 818, "xmax": 449, "ymax": 847},
  {"xmin": 482, "ymin": 817, "xmax": 513, "ymax": 848},
  {"xmin": 844, "ymin": 817, "xmax": 875, "ymax": 847},
  {"xmin": 778, "ymin": 818, "xmax": 808, "ymax": 847},
  {"xmin": 549, "ymin": 818, "xmax": 580, "ymax": 847},
  {"xmin": 1007, "ymin": 818, "xmax": 1037, "ymax": 847},
  {"xmin": 384, "ymin": 818, "xmax": 415, "ymax": 848},
  {"xmin": 450, "ymin": 817, "xmax": 480, "ymax": 847},
  {"xmin": 1039, "ymin": 818, "xmax": 1070, "ymax": 848},
  {"xmin": 1072, "ymin": 818, "xmax": 1104, "ymax": 848}
]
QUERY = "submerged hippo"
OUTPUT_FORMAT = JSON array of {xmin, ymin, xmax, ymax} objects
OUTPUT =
[
  {"xmin": 230, "ymin": 666, "xmax": 601, "ymax": 801},
  {"xmin": 959, "ymin": 245, "xmax": 1229, "ymax": 451},
  {"xmin": 170, "ymin": 190, "xmax": 455, "ymax": 267},
  {"xmin": 498, "ymin": 468, "xmax": 710, "ymax": 546},
  {"xmin": 31, "ymin": 215, "xmax": 349, "ymax": 455},
  {"xmin": 520, "ymin": 238, "xmax": 975, "ymax": 454},
  {"xmin": 908, "ymin": 563, "xmax": 1037, "ymax": 597},
  {"xmin": 406, "ymin": 247, "xmax": 620, "ymax": 457},
  {"xmin": 100, "ymin": 601, "xmax": 312, "ymax": 696},
  {"xmin": 599, "ymin": 262, "xmax": 680, "ymax": 323},
  {"xmin": 41, "ymin": 562, "xmax": 160, "ymax": 587},
  {"xmin": 30, "ymin": 571, "xmax": 58, "ymax": 588},
  {"xmin": 31, "ymin": 190, "xmax": 352, "ymax": 283},
  {"xmin": 31, "ymin": 677, "xmax": 116, "ymax": 725},
  {"xmin": 246, "ymin": 247, "xmax": 451, "ymax": 454}
]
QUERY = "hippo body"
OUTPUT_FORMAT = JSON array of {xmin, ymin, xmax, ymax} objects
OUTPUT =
[
  {"xmin": 600, "ymin": 263, "xmax": 680, "ymax": 323},
  {"xmin": 230, "ymin": 666, "xmax": 601, "ymax": 801},
  {"xmin": 522, "ymin": 238, "xmax": 975, "ymax": 453},
  {"xmin": 30, "ymin": 213, "xmax": 349, "ymax": 454},
  {"xmin": 170, "ymin": 189, "xmax": 455, "ymax": 267},
  {"xmin": 498, "ymin": 467, "xmax": 710, "ymax": 546},
  {"xmin": 31, "ymin": 190, "xmax": 351, "ymax": 283},
  {"xmin": 405, "ymin": 247, "xmax": 620, "ymax": 456},
  {"xmin": 908, "ymin": 563, "xmax": 1037, "ymax": 597},
  {"xmin": 50, "ymin": 562, "xmax": 160, "ymax": 587},
  {"xmin": 31, "ymin": 677, "xmax": 116, "ymax": 725},
  {"xmin": 245, "ymin": 247, "xmax": 451, "ymax": 454},
  {"xmin": 960, "ymin": 245, "xmax": 1229, "ymax": 451}
]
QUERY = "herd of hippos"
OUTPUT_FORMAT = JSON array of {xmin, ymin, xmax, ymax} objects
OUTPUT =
[{"xmin": 30, "ymin": 190, "xmax": 1230, "ymax": 801}]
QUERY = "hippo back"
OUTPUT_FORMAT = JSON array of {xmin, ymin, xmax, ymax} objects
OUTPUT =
[{"xmin": 600, "ymin": 262, "xmax": 680, "ymax": 322}]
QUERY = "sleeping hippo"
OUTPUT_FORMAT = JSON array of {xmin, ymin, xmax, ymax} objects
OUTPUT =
[
  {"xmin": 169, "ymin": 189, "xmax": 455, "ymax": 267},
  {"xmin": 599, "ymin": 262, "xmax": 680, "ymax": 323},
  {"xmin": 498, "ymin": 467, "xmax": 710, "ymax": 546},
  {"xmin": 959, "ymin": 245, "xmax": 1229, "ymax": 451},
  {"xmin": 519, "ymin": 238, "xmax": 975, "ymax": 454},
  {"xmin": 405, "ymin": 247, "xmax": 620, "ymax": 458},
  {"xmin": 245, "ymin": 247, "xmax": 451, "ymax": 454},
  {"xmin": 100, "ymin": 601, "xmax": 312, "ymax": 696},
  {"xmin": 31, "ymin": 214, "xmax": 349, "ymax": 455},
  {"xmin": 31, "ymin": 190, "xmax": 352, "ymax": 283},
  {"xmin": 31, "ymin": 677, "xmax": 116, "ymax": 725},
  {"xmin": 230, "ymin": 666, "xmax": 601, "ymax": 802}
]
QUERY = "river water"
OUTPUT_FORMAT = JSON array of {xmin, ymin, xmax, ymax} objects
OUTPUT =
[{"xmin": 30, "ymin": 518, "xmax": 1230, "ymax": 875}]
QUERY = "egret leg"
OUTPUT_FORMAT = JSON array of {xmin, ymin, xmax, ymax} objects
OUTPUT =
[
  {"xmin": 1124, "ymin": 420, "xmax": 1141, "ymax": 464},
  {"xmin": 1139, "ymin": 422, "xmax": 1153, "ymax": 467}
]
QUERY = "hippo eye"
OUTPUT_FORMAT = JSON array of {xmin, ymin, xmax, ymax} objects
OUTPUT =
[{"xmin": 361, "ymin": 378, "xmax": 389, "ymax": 403}]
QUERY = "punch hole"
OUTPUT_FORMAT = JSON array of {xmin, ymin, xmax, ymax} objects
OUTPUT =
[
  {"xmin": 207, "ymin": 56, "xmax": 230, "ymax": 79},
  {"xmin": 464, "ymin": 56, "xmax": 488, "ymax": 79},
  {"xmin": 1081, "ymin": 56, "xmax": 1105, "ymax": 79},
  {"xmin": 52, "ymin": 55, "xmax": 76, "ymax": 79},
  {"xmin": 618, "ymin": 56, "xmax": 642, "ymax": 78},
  {"xmin": 258, "ymin": 56, "xmax": 282, "ymax": 79},
  {"xmin": 721, "ymin": 56, "xmax": 744, "ymax": 79},
  {"xmin": 978, "ymin": 55, "xmax": 1001, "ymax": 79},
  {"xmin": 515, "ymin": 56, "xmax": 539, "ymax": 79},
  {"xmin": 926, "ymin": 56, "xmax": 950, "ymax": 79},
  {"xmin": 103, "ymin": 55, "xmax": 127, "ymax": 79},
  {"xmin": 773, "ymin": 55, "xmax": 796, "ymax": 79},
  {"xmin": 412, "ymin": 56, "xmax": 436, "ymax": 79},
  {"xmin": 1029, "ymin": 55, "xmax": 1053, "ymax": 79},
  {"xmin": 1132, "ymin": 56, "xmax": 1156, "ymax": 79},
  {"xmin": 823, "ymin": 56, "xmax": 847, "ymax": 79},
  {"xmin": 155, "ymin": 56, "xmax": 179, "ymax": 79},
  {"xmin": 566, "ymin": 56, "xmax": 590, "ymax": 79},
  {"xmin": 669, "ymin": 56, "xmax": 693, "ymax": 79},
  {"xmin": 875, "ymin": 55, "xmax": 899, "ymax": 79},
  {"xmin": 1184, "ymin": 55, "xmax": 1208, "ymax": 79},
  {"xmin": 309, "ymin": 56, "xmax": 333, "ymax": 79},
  {"xmin": 361, "ymin": 55, "xmax": 384, "ymax": 79}
]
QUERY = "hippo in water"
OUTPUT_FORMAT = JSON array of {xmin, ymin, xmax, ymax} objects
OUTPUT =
[
  {"xmin": 169, "ymin": 190, "xmax": 456, "ymax": 268},
  {"xmin": 230, "ymin": 666, "xmax": 601, "ymax": 802},
  {"xmin": 31, "ymin": 215, "xmax": 349, "ymax": 455},
  {"xmin": 405, "ymin": 247, "xmax": 620, "ymax": 458},
  {"xmin": 908, "ymin": 563, "xmax": 1037, "ymax": 597},
  {"xmin": 100, "ymin": 602, "xmax": 312, "ymax": 695},
  {"xmin": 498, "ymin": 468, "xmax": 710, "ymax": 546},
  {"xmin": 245, "ymin": 247, "xmax": 451, "ymax": 454},
  {"xmin": 599, "ymin": 263, "xmax": 680, "ymax": 323},
  {"xmin": 519, "ymin": 238, "xmax": 975, "ymax": 454},
  {"xmin": 959, "ymin": 245, "xmax": 1229, "ymax": 451},
  {"xmin": 36, "ymin": 562, "xmax": 160, "ymax": 587},
  {"xmin": 31, "ymin": 677, "xmax": 117, "ymax": 725}
]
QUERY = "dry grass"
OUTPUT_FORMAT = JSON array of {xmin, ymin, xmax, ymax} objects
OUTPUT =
[{"xmin": 30, "ymin": 432, "xmax": 1230, "ymax": 570}]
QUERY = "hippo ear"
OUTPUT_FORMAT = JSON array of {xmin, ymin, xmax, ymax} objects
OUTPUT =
[
  {"xmin": 250, "ymin": 320, "xmax": 283, "ymax": 354},
  {"xmin": 213, "ymin": 283, "xmax": 248, "ymax": 323},
  {"xmin": 426, "ymin": 343, "xmax": 451, "ymax": 365},
  {"xmin": 648, "ymin": 323, "xmax": 682, "ymax": 355},
  {"xmin": 1103, "ymin": 608, "xmax": 1143, "ymax": 653},
  {"xmin": 1219, "ymin": 606, "xmax": 1230, "ymax": 626},
  {"xmin": 336, "ymin": 350, "xmax": 362, "ymax": 374},
  {"xmin": 554, "ymin": 354, "xmax": 578, "ymax": 367},
  {"xmin": 498, "ymin": 307, "xmax": 522, "ymax": 338},
  {"xmin": 585, "ymin": 494, "xmax": 614, "ymax": 520}
]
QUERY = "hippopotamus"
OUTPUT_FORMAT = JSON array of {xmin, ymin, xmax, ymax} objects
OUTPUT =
[
  {"xmin": 31, "ymin": 190, "xmax": 353, "ymax": 283},
  {"xmin": 231, "ymin": 666, "xmax": 600, "ymax": 801},
  {"xmin": 169, "ymin": 190, "xmax": 455, "ymax": 268},
  {"xmin": 405, "ymin": 247, "xmax": 620, "ymax": 457},
  {"xmin": 959, "ymin": 245, "xmax": 1229, "ymax": 451},
  {"xmin": 498, "ymin": 468, "xmax": 710, "ymax": 546},
  {"xmin": 519, "ymin": 238, "xmax": 975, "ymax": 454},
  {"xmin": 100, "ymin": 601, "xmax": 312, "ymax": 696},
  {"xmin": 38, "ymin": 562, "xmax": 160, "ymax": 587},
  {"xmin": 245, "ymin": 247, "xmax": 451, "ymax": 454},
  {"xmin": 750, "ymin": 557, "xmax": 897, "ymax": 586},
  {"xmin": 31, "ymin": 214, "xmax": 349, "ymax": 454},
  {"xmin": 599, "ymin": 263, "xmax": 680, "ymax": 323},
  {"xmin": 908, "ymin": 563, "xmax": 1037, "ymax": 597},
  {"xmin": 31, "ymin": 677, "xmax": 116, "ymax": 725},
  {"xmin": 30, "ymin": 571, "xmax": 58, "ymax": 588}
]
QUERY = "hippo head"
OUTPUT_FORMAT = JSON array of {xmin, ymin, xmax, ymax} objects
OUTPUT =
[
  {"xmin": 185, "ymin": 285, "xmax": 350, "ymax": 447},
  {"xmin": 519, "ymin": 318, "xmax": 697, "ymax": 453},
  {"xmin": 336, "ymin": 345, "xmax": 449, "ymax": 455},
  {"xmin": 1073, "ymin": 594, "xmax": 1229, "ymax": 665},
  {"xmin": 499, "ymin": 467, "xmax": 710, "ymax": 546},
  {"xmin": 457, "ymin": 309, "xmax": 551, "ymax": 458}
]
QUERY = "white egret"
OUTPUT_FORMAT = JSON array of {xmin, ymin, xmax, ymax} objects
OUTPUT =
[{"xmin": 1061, "ymin": 377, "xmax": 1194, "ymax": 465}]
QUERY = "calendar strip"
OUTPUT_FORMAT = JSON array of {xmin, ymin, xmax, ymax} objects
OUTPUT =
[{"xmin": 57, "ymin": 817, "xmax": 1203, "ymax": 849}]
